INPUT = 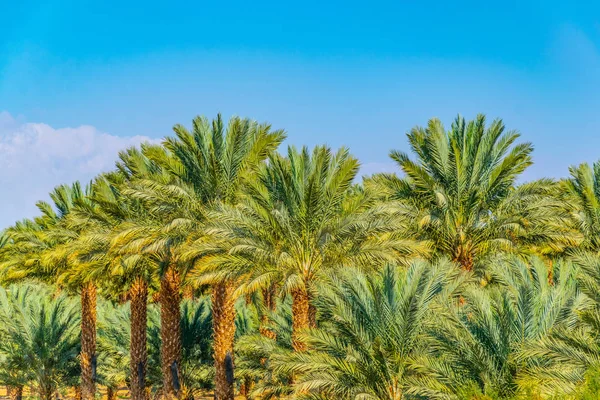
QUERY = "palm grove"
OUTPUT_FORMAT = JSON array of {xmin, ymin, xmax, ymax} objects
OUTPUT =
[{"xmin": 2, "ymin": 114, "xmax": 600, "ymax": 400}]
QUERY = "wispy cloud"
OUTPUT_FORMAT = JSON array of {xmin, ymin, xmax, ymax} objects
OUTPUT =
[{"xmin": 0, "ymin": 111, "xmax": 154, "ymax": 229}]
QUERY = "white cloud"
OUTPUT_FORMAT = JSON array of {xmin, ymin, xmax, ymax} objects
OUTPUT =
[{"xmin": 0, "ymin": 112, "xmax": 154, "ymax": 229}]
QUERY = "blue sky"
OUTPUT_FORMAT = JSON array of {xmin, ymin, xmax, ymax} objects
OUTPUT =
[{"xmin": 1, "ymin": 1, "xmax": 600, "ymax": 227}]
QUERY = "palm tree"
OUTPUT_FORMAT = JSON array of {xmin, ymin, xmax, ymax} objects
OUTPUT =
[
  {"xmin": 428, "ymin": 256, "xmax": 583, "ymax": 398},
  {"xmin": 97, "ymin": 295, "xmax": 217, "ymax": 399},
  {"xmin": 0, "ymin": 182, "xmax": 99, "ymax": 400},
  {"xmin": 0, "ymin": 284, "xmax": 80, "ymax": 400},
  {"xmin": 195, "ymin": 145, "xmax": 428, "ymax": 352},
  {"xmin": 69, "ymin": 170, "xmax": 158, "ymax": 400},
  {"xmin": 562, "ymin": 161, "xmax": 600, "ymax": 251},
  {"xmin": 113, "ymin": 144, "xmax": 204, "ymax": 399},
  {"xmin": 235, "ymin": 300, "xmax": 295, "ymax": 399},
  {"xmin": 269, "ymin": 260, "xmax": 459, "ymax": 399},
  {"xmin": 521, "ymin": 253, "xmax": 600, "ymax": 395},
  {"xmin": 162, "ymin": 114, "xmax": 286, "ymax": 399},
  {"xmin": 371, "ymin": 114, "xmax": 577, "ymax": 271}
]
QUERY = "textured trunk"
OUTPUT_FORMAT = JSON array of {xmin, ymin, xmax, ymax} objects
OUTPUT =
[
  {"xmin": 106, "ymin": 387, "xmax": 117, "ymax": 400},
  {"xmin": 75, "ymin": 386, "xmax": 83, "ymax": 400},
  {"xmin": 291, "ymin": 288, "xmax": 310, "ymax": 351},
  {"xmin": 239, "ymin": 376, "xmax": 253, "ymax": 399},
  {"xmin": 7, "ymin": 386, "xmax": 23, "ymax": 400},
  {"xmin": 308, "ymin": 289, "xmax": 317, "ymax": 329},
  {"xmin": 80, "ymin": 282, "xmax": 97, "ymax": 400},
  {"xmin": 259, "ymin": 286, "xmax": 277, "ymax": 340},
  {"xmin": 160, "ymin": 265, "xmax": 182, "ymax": 400},
  {"xmin": 183, "ymin": 286, "xmax": 194, "ymax": 300},
  {"xmin": 212, "ymin": 281, "xmax": 236, "ymax": 400},
  {"xmin": 130, "ymin": 278, "xmax": 149, "ymax": 400}
]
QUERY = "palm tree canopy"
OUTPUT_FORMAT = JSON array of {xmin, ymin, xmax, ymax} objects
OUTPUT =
[
  {"xmin": 372, "ymin": 114, "xmax": 576, "ymax": 269},
  {"xmin": 429, "ymin": 257, "xmax": 583, "ymax": 398},
  {"xmin": 271, "ymin": 260, "xmax": 460, "ymax": 400},
  {"xmin": 563, "ymin": 161, "xmax": 600, "ymax": 251}
]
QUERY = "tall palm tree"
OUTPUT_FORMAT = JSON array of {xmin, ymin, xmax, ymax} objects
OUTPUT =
[
  {"xmin": 429, "ymin": 257, "xmax": 583, "ymax": 398},
  {"xmin": 0, "ymin": 182, "xmax": 99, "ymax": 400},
  {"xmin": 163, "ymin": 114, "xmax": 286, "ymax": 399},
  {"xmin": 371, "ymin": 114, "xmax": 577, "ymax": 270},
  {"xmin": 0, "ymin": 284, "xmax": 80, "ymax": 400},
  {"xmin": 114, "ymin": 144, "xmax": 204, "ymax": 399},
  {"xmin": 195, "ymin": 145, "xmax": 428, "ymax": 352},
  {"xmin": 70, "ymin": 170, "xmax": 158, "ymax": 400},
  {"xmin": 271, "ymin": 260, "xmax": 459, "ymax": 399}
]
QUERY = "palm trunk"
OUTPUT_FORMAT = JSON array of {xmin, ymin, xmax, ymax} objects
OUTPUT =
[
  {"xmin": 308, "ymin": 291, "xmax": 317, "ymax": 329},
  {"xmin": 130, "ymin": 278, "xmax": 149, "ymax": 400},
  {"xmin": 259, "ymin": 286, "xmax": 277, "ymax": 340},
  {"xmin": 212, "ymin": 281, "xmax": 236, "ymax": 400},
  {"xmin": 183, "ymin": 286, "xmax": 194, "ymax": 300},
  {"xmin": 160, "ymin": 265, "xmax": 182, "ymax": 400},
  {"xmin": 106, "ymin": 387, "xmax": 117, "ymax": 400},
  {"xmin": 75, "ymin": 386, "xmax": 83, "ymax": 400},
  {"xmin": 7, "ymin": 386, "xmax": 23, "ymax": 400},
  {"xmin": 239, "ymin": 376, "xmax": 253, "ymax": 399},
  {"xmin": 291, "ymin": 287, "xmax": 310, "ymax": 351},
  {"xmin": 80, "ymin": 282, "xmax": 97, "ymax": 400}
]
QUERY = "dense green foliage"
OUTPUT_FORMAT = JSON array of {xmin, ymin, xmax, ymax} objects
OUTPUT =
[{"xmin": 2, "ymin": 113, "xmax": 600, "ymax": 400}]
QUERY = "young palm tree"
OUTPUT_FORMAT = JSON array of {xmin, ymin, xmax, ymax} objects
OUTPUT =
[
  {"xmin": 270, "ymin": 260, "xmax": 459, "ymax": 399},
  {"xmin": 429, "ymin": 257, "xmax": 583, "ymax": 398},
  {"xmin": 235, "ymin": 300, "xmax": 295, "ymax": 399},
  {"xmin": 194, "ymin": 145, "xmax": 428, "ymax": 353},
  {"xmin": 162, "ymin": 114, "xmax": 286, "ymax": 399},
  {"xmin": 521, "ymin": 253, "xmax": 600, "ymax": 394},
  {"xmin": 98, "ymin": 295, "xmax": 218, "ymax": 399},
  {"xmin": 371, "ymin": 114, "xmax": 577, "ymax": 270},
  {"xmin": 0, "ymin": 284, "xmax": 80, "ymax": 400}
]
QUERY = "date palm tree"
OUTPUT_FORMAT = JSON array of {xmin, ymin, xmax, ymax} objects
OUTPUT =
[
  {"xmin": 371, "ymin": 114, "xmax": 577, "ymax": 270},
  {"xmin": 429, "ymin": 256, "xmax": 583, "ymax": 398},
  {"xmin": 162, "ymin": 114, "xmax": 286, "ymax": 399},
  {"xmin": 0, "ymin": 284, "xmax": 80, "ymax": 400},
  {"xmin": 69, "ymin": 170, "xmax": 159, "ymax": 400},
  {"xmin": 194, "ymin": 145, "xmax": 429, "ymax": 352},
  {"xmin": 562, "ymin": 161, "xmax": 600, "ymax": 251},
  {"xmin": 521, "ymin": 253, "xmax": 600, "ymax": 395},
  {"xmin": 0, "ymin": 182, "xmax": 99, "ymax": 400},
  {"xmin": 97, "ymin": 144, "xmax": 194, "ymax": 399},
  {"xmin": 272, "ymin": 260, "xmax": 459, "ymax": 399}
]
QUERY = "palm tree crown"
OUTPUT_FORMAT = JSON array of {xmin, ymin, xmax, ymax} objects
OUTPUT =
[{"xmin": 373, "ymin": 114, "xmax": 575, "ymax": 270}]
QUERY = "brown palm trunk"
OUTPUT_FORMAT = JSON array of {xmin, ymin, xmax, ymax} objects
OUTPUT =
[
  {"xmin": 106, "ymin": 387, "xmax": 117, "ymax": 400},
  {"xmin": 130, "ymin": 278, "xmax": 149, "ymax": 400},
  {"xmin": 75, "ymin": 386, "xmax": 83, "ymax": 400},
  {"xmin": 212, "ymin": 281, "xmax": 236, "ymax": 400},
  {"xmin": 7, "ymin": 386, "xmax": 23, "ymax": 400},
  {"xmin": 259, "ymin": 286, "xmax": 277, "ymax": 340},
  {"xmin": 239, "ymin": 377, "xmax": 253, "ymax": 399},
  {"xmin": 80, "ymin": 282, "xmax": 97, "ymax": 400},
  {"xmin": 183, "ymin": 286, "xmax": 194, "ymax": 300},
  {"xmin": 160, "ymin": 265, "xmax": 182, "ymax": 400},
  {"xmin": 291, "ymin": 287, "xmax": 310, "ymax": 351}
]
